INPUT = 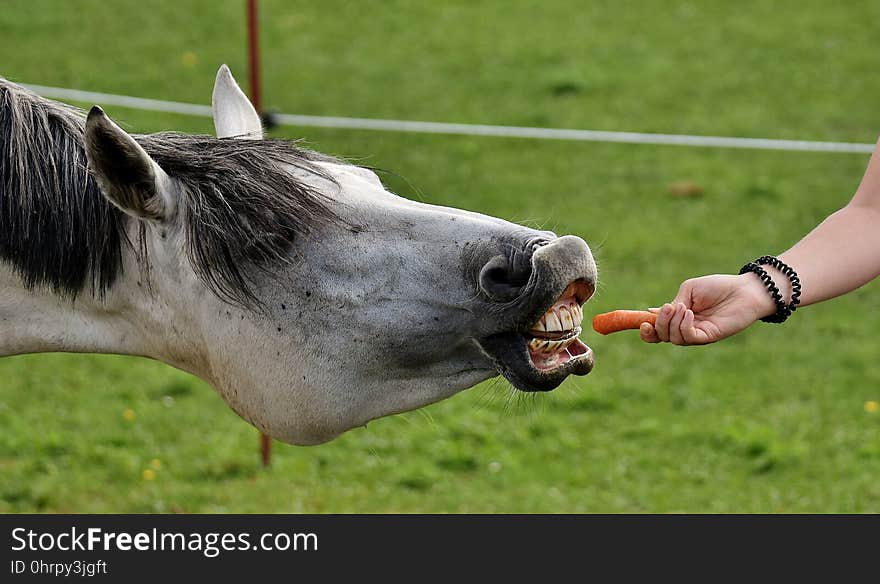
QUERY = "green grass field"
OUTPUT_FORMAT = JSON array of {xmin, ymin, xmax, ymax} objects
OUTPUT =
[{"xmin": 2, "ymin": 0, "xmax": 880, "ymax": 512}]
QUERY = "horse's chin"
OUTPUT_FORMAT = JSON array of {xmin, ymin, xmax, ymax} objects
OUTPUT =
[{"xmin": 478, "ymin": 280, "xmax": 595, "ymax": 392}]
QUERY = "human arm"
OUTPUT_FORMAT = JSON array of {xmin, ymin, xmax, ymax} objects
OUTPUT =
[{"xmin": 641, "ymin": 139, "xmax": 880, "ymax": 345}]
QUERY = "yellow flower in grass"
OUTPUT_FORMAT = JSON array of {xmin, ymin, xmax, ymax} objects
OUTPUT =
[
  {"xmin": 142, "ymin": 469, "xmax": 156, "ymax": 481},
  {"xmin": 865, "ymin": 401, "xmax": 878, "ymax": 414},
  {"xmin": 122, "ymin": 409, "xmax": 136, "ymax": 422},
  {"xmin": 181, "ymin": 52, "xmax": 197, "ymax": 67},
  {"xmin": 150, "ymin": 459, "xmax": 162, "ymax": 471}
]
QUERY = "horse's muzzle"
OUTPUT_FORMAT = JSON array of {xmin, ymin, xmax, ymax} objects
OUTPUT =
[{"xmin": 476, "ymin": 235, "xmax": 598, "ymax": 391}]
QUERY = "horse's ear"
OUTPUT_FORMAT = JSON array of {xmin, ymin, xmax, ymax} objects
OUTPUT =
[
  {"xmin": 212, "ymin": 64, "xmax": 263, "ymax": 139},
  {"xmin": 84, "ymin": 106, "xmax": 174, "ymax": 222}
]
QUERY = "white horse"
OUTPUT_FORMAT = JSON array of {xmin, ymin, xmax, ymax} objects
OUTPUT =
[{"xmin": 0, "ymin": 67, "xmax": 597, "ymax": 445}]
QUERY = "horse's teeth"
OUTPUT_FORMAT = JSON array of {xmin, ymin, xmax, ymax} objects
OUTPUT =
[
  {"xmin": 545, "ymin": 311, "xmax": 562, "ymax": 332},
  {"xmin": 529, "ymin": 336, "xmax": 579, "ymax": 355},
  {"xmin": 529, "ymin": 301, "xmax": 585, "ymax": 335},
  {"xmin": 531, "ymin": 339, "xmax": 552, "ymax": 354},
  {"xmin": 559, "ymin": 306, "xmax": 573, "ymax": 330},
  {"xmin": 528, "ymin": 336, "xmax": 579, "ymax": 355}
]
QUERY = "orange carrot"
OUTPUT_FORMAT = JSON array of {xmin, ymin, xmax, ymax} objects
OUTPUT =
[{"xmin": 592, "ymin": 310, "xmax": 657, "ymax": 335}]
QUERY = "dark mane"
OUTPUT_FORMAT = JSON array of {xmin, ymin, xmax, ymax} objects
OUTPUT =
[
  {"xmin": 138, "ymin": 133, "xmax": 340, "ymax": 305},
  {"xmin": 0, "ymin": 78, "xmax": 338, "ymax": 306},
  {"xmin": 0, "ymin": 79, "xmax": 125, "ymax": 295}
]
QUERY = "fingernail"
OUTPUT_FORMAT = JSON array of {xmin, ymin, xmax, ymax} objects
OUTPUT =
[{"xmin": 662, "ymin": 304, "xmax": 672, "ymax": 316}]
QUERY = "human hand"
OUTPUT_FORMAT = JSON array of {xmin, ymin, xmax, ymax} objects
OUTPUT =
[{"xmin": 640, "ymin": 273, "xmax": 776, "ymax": 345}]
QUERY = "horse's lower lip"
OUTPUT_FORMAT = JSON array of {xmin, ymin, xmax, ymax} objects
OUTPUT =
[{"xmin": 476, "ymin": 331, "xmax": 594, "ymax": 393}]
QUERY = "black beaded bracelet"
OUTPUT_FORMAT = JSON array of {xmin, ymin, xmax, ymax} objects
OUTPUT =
[{"xmin": 738, "ymin": 256, "xmax": 802, "ymax": 324}]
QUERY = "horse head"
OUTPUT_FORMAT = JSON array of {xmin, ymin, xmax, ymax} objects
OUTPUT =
[{"xmin": 1, "ymin": 69, "xmax": 597, "ymax": 445}]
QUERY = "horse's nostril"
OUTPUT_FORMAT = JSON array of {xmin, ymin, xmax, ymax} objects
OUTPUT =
[
  {"xmin": 527, "ymin": 237, "xmax": 551, "ymax": 253},
  {"xmin": 479, "ymin": 254, "xmax": 531, "ymax": 302}
]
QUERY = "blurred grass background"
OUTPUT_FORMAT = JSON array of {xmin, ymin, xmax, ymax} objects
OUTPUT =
[{"xmin": 1, "ymin": 0, "xmax": 879, "ymax": 512}]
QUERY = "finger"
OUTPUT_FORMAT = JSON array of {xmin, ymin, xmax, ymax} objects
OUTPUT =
[
  {"xmin": 639, "ymin": 322, "xmax": 660, "ymax": 343},
  {"xmin": 654, "ymin": 303, "xmax": 674, "ymax": 342},
  {"xmin": 647, "ymin": 307, "xmax": 660, "ymax": 314},
  {"xmin": 680, "ymin": 308, "xmax": 701, "ymax": 345},
  {"xmin": 683, "ymin": 309, "xmax": 715, "ymax": 345},
  {"xmin": 668, "ymin": 302, "xmax": 687, "ymax": 345}
]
